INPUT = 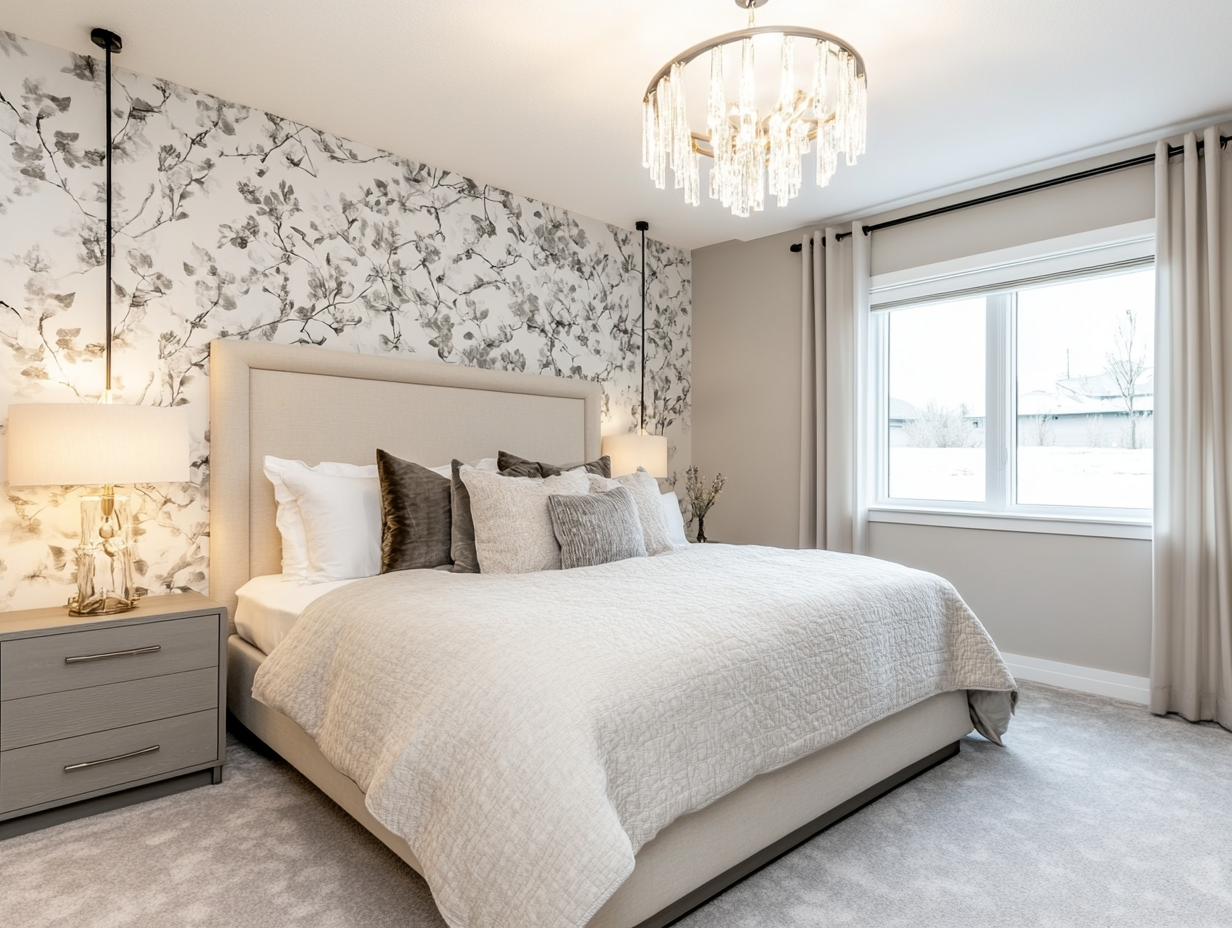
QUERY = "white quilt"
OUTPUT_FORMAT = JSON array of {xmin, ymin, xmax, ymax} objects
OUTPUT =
[{"xmin": 252, "ymin": 544, "xmax": 1016, "ymax": 928}]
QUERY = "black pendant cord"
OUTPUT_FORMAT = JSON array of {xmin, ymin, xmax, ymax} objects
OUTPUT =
[
  {"xmin": 90, "ymin": 28, "xmax": 122, "ymax": 395},
  {"xmin": 636, "ymin": 220, "xmax": 649, "ymax": 434}
]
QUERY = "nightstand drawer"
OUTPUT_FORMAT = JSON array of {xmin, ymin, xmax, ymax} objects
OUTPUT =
[
  {"xmin": 0, "ymin": 709, "xmax": 218, "ymax": 815},
  {"xmin": 0, "ymin": 614, "xmax": 219, "ymax": 700},
  {"xmin": 0, "ymin": 668, "xmax": 218, "ymax": 751}
]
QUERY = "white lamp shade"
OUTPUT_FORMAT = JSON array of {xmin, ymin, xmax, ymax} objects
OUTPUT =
[
  {"xmin": 7, "ymin": 403, "xmax": 191, "ymax": 487},
  {"xmin": 602, "ymin": 432, "xmax": 668, "ymax": 478}
]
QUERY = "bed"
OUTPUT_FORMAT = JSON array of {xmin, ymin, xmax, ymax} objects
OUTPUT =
[{"xmin": 209, "ymin": 338, "xmax": 1015, "ymax": 928}]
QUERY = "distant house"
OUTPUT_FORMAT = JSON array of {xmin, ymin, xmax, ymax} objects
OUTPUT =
[
  {"xmin": 889, "ymin": 398, "xmax": 920, "ymax": 424},
  {"xmin": 890, "ymin": 370, "xmax": 1153, "ymax": 449},
  {"xmin": 1018, "ymin": 371, "xmax": 1153, "ymax": 448}
]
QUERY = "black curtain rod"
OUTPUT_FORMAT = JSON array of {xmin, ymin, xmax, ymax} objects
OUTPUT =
[{"xmin": 789, "ymin": 134, "xmax": 1230, "ymax": 252}]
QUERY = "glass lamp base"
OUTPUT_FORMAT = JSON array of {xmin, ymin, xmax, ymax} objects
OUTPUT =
[
  {"xmin": 69, "ymin": 493, "xmax": 138, "ymax": 616},
  {"xmin": 69, "ymin": 591, "xmax": 137, "ymax": 616}
]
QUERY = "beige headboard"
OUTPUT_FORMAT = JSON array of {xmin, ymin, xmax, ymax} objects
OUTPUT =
[{"xmin": 208, "ymin": 339, "xmax": 602, "ymax": 623}]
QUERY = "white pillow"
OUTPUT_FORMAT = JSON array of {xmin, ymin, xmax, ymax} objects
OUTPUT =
[
  {"xmin": 278, "ymin": 468, "xmax": 382, "ymax": 582},
  {"xmin": 588, "ymin": 468, "xmax": 674, "ymax": 556},
  {"xmin": 459, "ymin": 466, "xmax": 590, "ymax": 573},
  {"xmin": 660, "ymin": 491, "xmax": 690, "ymax": 548},
  {"xmin": 265, "ymin": 455, "xmax": 496, "ymax": 577},
  {"xmin": 426, "ymin": 457, "xmax": 499, "ymax": 478},
  {"xmin": 263, "ymin": 456, "xmax": 377, "ymax": 579}
]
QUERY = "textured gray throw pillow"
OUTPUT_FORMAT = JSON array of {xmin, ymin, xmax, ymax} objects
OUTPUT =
[
  {"xmin": 459, "ymin": 467, "xmax": 591, "ymax": 573},
  {"xmin": 376, "ymin": 450, "xmax": 453, "ymax": 571},
  {"xmin": 588, "ymin": 468, "xmax": 674, "ymax": 556},
  {"xmin": 548, "ymin": 486, "xmax": 648, "ymax": 570}
]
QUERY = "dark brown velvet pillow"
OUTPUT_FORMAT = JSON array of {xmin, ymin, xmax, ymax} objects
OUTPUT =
[
  {"xmin": 497, "ymin": 450, "xmax": 612, "ymax": 479},
  {"xmin": 449, "ymin": 459, "xmax": 481, "ymax": 573},
  {"xmin": 376, "ymin": 450, "xmax": 453, "ymax": 572}
]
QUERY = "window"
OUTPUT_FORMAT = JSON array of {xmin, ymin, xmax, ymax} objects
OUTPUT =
[
  {"xmin": 869, "ymin": 225, "xmax": 1154, "ymax": 523},
  {"xmin": 1015, "ymin": 274, "xmax": 1154, "ymax": 510},
  {"xmin": 887, "ymin": 298, "xmax": 986, "ymax": 503}
]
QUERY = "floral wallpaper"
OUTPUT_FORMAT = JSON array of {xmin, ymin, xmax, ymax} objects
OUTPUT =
[{"xmin": 0, "ymin": 31, "xmax": 691, "ymax": 611}]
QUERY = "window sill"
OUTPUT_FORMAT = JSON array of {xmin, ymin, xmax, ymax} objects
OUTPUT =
[{"xmin": 866, "ymin": 507, "xmax": 1151, "ymax": 540}]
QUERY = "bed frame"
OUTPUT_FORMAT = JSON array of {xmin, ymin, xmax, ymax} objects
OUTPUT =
[{"xmin": 208, "ymin": 339, "xmax": 972, "ymax": 928}]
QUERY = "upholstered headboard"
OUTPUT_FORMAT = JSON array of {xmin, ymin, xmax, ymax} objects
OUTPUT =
[{"xmin": 208, "ymin": 339, "xmax": 602, "ymax": 624}]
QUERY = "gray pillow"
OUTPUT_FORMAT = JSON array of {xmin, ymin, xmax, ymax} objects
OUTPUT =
[
  {"xmin": 460, "ymin": 467, "xmax": 591, "ymax": 573},
  {"xmin": 449, "ymin": 458, "xmax": 481, "ymax": 573},
  {"xmin": 498, "ymin": 450, "xmax": 612, "ymax": 479},
  {"xmin": 547, "ymin": 486, "xmax": 648, "ymax": 570},
  {"xmin": 377, "ymin": 450, "xmax": 453, "ymax": 572},
  {"xmin": 588, "ymin": 469, "xmax": 674, "ymax": 556}
]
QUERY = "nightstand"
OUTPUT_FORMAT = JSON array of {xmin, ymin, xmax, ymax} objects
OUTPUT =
[{"xmin": 0, "ymin": 592, "xmax": 226, "ymax": 839}]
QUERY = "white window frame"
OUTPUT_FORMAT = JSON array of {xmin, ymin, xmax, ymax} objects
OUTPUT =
[{"xmin": 866, "ymin": 221, "xmax": 1155, "ymax": 541}]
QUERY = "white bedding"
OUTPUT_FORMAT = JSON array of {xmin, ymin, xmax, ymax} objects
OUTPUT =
[
  {"xmin": 252, "ymin": 545, "xmax": 1016, "ymax": 928},
  {"xmin": 234, "ymin": 574, "xmax": 358, "ymax": 654}
]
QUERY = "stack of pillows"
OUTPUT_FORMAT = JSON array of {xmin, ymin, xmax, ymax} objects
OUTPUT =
[{"xmin": 265, "ymin": 450, "xmax": 690, "ymax": 583}]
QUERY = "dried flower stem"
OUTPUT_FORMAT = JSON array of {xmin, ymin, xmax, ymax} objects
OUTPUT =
[{"xmin": 684, "ymin": 464, "xmax": 726, "ymax": 519}]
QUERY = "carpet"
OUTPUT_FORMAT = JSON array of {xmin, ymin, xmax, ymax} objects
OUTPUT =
[{"xmin": 1, "ymin": 682, "xmax": 1229, "ymax": 927}]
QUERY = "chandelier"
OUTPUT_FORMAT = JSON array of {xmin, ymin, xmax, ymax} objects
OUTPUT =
[{"xmin": 642, "ymin": 0, "xmax": 867, "ymax": 217}]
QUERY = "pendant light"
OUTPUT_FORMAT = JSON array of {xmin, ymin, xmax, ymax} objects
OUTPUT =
[
  {"xmin": 6, "ymin": 27, "xmax": 189, "ymax": 615},
  {"xmin": 602, "ymin": 221, "xmax": 668, "ymax": 478}
]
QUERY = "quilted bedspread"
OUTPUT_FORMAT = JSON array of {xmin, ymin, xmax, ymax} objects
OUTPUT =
[{"xmin": 252, "ymin": 544, "xmax": 1017, "ymax": 928}]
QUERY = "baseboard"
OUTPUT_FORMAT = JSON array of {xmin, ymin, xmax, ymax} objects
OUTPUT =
[{"xmin": 1001, "ymin": 652, "xmax": 1149, "ymax": 705}]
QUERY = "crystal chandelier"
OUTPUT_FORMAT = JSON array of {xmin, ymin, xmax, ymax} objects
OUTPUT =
[{"xmin": 642, "ymin": 0, "xmax": 867, "ymax": 217}]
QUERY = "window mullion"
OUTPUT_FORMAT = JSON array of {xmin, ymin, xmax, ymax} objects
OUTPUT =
[
  {"xmin": 985, "ymin": 295, "xmax": 1012, "ymax": 511},
  {"xmin": 871, "ymin": 313, "xmax": 889, "ymax": 504}
]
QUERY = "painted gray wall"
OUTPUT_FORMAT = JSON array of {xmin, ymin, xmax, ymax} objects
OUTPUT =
[
  {"xmin": 867, "ymin": 524, "xmax": 1153, "ymax": 676},
  {"xmin": 691, "ymin": 150, "xmax": 1156, "ymax": 676},
  {"xmin": 692, "ymin": 228, "xmax": 803, "ymax": 549}
]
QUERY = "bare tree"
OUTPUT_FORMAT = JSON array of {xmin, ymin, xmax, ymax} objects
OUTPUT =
[
  {"xmin": 1084, "ymin": 415, "xmax": 1107, "ymax": 448},
  {"xmin": 1105, "ymin": 307, "xmax": 1150, "ymax": 450},
  {"xmin": 1028, "ymin": 413, "xmax": 1055, "ymax": 447},
  {"xmin": 904, "ymin": 402, "xmax": 979, "ymax": 448}
]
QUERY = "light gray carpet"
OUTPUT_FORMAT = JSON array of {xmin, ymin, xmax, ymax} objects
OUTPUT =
[{"xmin": 2, "ymin": 682, "xmax": 1229, "ymax": 927}]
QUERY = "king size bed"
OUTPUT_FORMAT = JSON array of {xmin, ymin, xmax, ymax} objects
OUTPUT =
[{"xmin": 209, "ymin": 338, "xmax": 1016, "ymax": 928}]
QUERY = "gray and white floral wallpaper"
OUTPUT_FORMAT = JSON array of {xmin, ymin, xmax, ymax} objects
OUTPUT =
[{"xmin": 0, "ymin": 30, "xmax": 691, "ymax": 611}]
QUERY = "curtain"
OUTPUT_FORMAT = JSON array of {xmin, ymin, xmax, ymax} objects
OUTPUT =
[
  {"xmin": 798, "ymin": 222, "xmax": 871, "ymax": 553},
  {"xmin": 1151, "ymin": 127, "xmax": 1232, "ymax": 728}
]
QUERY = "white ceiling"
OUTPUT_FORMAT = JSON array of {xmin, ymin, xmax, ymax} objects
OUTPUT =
[{"xmin": 5, "ymin": 1, "xmax": 1232, "ymax": 251}]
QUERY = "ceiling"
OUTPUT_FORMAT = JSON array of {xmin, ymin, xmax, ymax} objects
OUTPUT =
[{"xmin": 5, "ymin": 1, "xmax": 1232, "ymax": 251}]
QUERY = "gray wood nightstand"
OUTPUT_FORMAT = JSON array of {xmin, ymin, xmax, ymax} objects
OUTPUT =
[{"xmin": 0, "ymin": 592, "xmax": 226, "ymax": 839}]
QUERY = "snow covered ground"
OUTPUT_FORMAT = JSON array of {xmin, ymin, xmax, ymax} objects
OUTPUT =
[{"xmin": 888, "ymin": 447, "xmax": 1152, "ymax": 510}]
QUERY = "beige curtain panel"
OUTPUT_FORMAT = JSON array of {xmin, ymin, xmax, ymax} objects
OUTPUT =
[
  {"xmin": 1151, "ymin": 127, "xmax": 1232, "ymax": 729},
  {"xmin": 798, "ymin": 223, "xmax": 870, "ymax": 554}
]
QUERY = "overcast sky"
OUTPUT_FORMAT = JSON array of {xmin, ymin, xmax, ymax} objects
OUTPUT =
[{"xmin": 888, "ymin": 269, "xmax": 1155, "ymax": 415}]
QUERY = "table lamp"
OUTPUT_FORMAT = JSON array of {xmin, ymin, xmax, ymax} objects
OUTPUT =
[
  {"xmin": 7, "ymin": 403, "xmax": 190, "ymax": 615},
  {"xmin": 603, "ymin": 432, "xmax": 668, "ymax": 478}
]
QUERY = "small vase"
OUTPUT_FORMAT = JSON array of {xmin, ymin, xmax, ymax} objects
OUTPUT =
[{"xmin": 695, "ymin": 514, "xmax": 706, "ymax": 544}]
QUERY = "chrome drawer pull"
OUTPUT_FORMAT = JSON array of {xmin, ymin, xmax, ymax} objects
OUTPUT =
[
  {"xmin": 64, "ymin": 744, "xmax": 160, "ymax": 772},
  {"xmin": 64, "ymin": 645, "xmax": 161, "ymax": 664}
]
